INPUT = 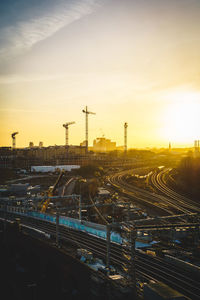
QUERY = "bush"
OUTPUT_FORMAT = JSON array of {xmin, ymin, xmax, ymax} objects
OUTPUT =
[
  {"xmin": 72, "ymin": 164, "xmax": 104, "ymax": 178},
  {"xmin": 176, "ymin": 156, "xmax": 200, "ymax": 197}
]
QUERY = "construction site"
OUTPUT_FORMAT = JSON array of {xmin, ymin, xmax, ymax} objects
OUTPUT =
[
  {"xmin": 1, "ymin": 152, "xmax": 200, "ymax": 299},
  {"xmin": 1, "ymin": 107, "xmax": 200, "ymax": 299},
  {"xmin": 0, "ymin": 107, "xmax": 133, "ymax": 169}
]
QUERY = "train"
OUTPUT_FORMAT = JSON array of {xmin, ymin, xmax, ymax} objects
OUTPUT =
[{"xmin": 0, "ymin": 204, "xmax": 122, "ymax": 244}]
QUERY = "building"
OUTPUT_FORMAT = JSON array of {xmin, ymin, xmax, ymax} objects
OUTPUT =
[
  {"xmin": 29, "ymin": 142, "xmax": 34, "ymax": 148},
  {"xmin": 80, "ymin": 140, "xmax": 87, "ymax": 147},
  {"xmin": 0, "ymin": 147, "xmax": 13, "ymax": 168},
  {"xmin": 93, "ymin": 137, "xmax": 116, "ymax": 152},
  {"xmin": 97, "ymin": 187, "xmax": 110, "ymax": 199},
  {"xmin": 0, "ymin": 145, "xmax": 87, "ymax": 169},
  {"xmin": 31, "ymin": 165, "xmax": 80, "ymax": 173},
  {"xmin": 23, "ymin": 145, "xmax": 85, "ymax": 160}
]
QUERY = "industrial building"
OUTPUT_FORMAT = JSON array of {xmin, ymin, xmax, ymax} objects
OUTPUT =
[
  {"xmin": 24, "ymin": 145, "xmax": 86, "ymax": 160},
  {"xmin": 31, "ymin": 165, "xmax": 80, "ymax": 173},
  {"xmin": 0, "ymin": 145, "xmax": 86, "ymax": 169}
]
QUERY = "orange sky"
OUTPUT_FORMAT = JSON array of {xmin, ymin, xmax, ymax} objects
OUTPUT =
[{"xmin": 1, "ymin": 0, "xmax": 200, "ymax": 148}]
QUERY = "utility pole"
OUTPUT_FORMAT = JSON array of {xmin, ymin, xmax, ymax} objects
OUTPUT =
[
  {"xmin": 11, "ymin": 132, "xmax": 19, "ymax": 149},
  {"xmin": 124, "ymin": 122, "xmax": 128, "ymax": 154},
  {"xmin": 56, "ymin": 209, "xmax": 60, "ymax": 247},
  {"xmin": 106, "ymin": 224, "xmax": 111, "ymax": 272},
  {"xmin": 79, "ymin": 195, "xmax": 82, "ymax": 222},
  {"xmin": 82, "ymin": 106, "xmax": 95, "ymax": 154},
  {"xmin": 63, "ymin": 122, "xmax": 75, "ymax": 146},
  {"xmin": 4, "ymin": 202, "xmax": 7, "ymax": 243}
]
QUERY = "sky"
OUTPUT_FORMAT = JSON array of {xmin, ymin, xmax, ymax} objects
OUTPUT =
[{"xmin": 1, "ymin": 0, "xmax": 200, "ymax": 148}]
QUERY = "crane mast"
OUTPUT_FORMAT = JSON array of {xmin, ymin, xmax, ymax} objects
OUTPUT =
[
  {"xmin": 82, "ymin": 106, "xmax": 95, "ymax": 154},
  {"xmin": 124, "ymin": 122, "xmax": 128, "ymax": 154},
  {"xmin": 63, "ymin": 122, "xmax": 75, "ymax": 146},
  {"xmin": 11, "ymin": 132, "xmax": 19, "ymax": 149}
]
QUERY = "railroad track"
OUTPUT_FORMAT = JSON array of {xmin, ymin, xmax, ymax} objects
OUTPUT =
[
  {"xmin": 149, "ymin": 169, "xmax": 200, "ymax": 214},
  {"xmin": 108, "ymin": 170, "xmax": 174, "ymax": 215},
  {"xmin": 1, "ymin": 211, "xmax": 200, "ymax": 299},
  {"xmin": 108, "ymin": 169, "xmax": 193, "ymax": 215}
]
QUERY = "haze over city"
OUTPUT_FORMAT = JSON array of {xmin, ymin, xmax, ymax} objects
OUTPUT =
[{"xmin": 1, "ymin": 0, "xmax": 200, "ymax": 148}]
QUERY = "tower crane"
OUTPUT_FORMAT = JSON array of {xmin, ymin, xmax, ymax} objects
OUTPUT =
[
  {"xmin": 11, "ymin": 132, "xmax": 19, "ymax": 149},
  {"xmin": 82, "ymin": 106, "xmax": 95, "ymax": 153},
  {"xmin": 63, "ymin": 122, "xmax": 75, "ymax": 146}
]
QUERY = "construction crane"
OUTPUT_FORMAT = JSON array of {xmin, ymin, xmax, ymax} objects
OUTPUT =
[
  {"xmin": 40, "ymin": 170, "xmax": 65, "ymax": 213},
  {"xmin": 63, "ymin": 122, "xmax": 75, "ymax": 146},
  {"xmin": 82, "ymin": 106, "xmax": 95, "ymax": 153},
  {"xmin": 11, "ymin": 132, "xmax": 19, "ymax": 149},
  {"xmin": 124, "ymin": 122, "xmax": 128, "ymax": 154}
]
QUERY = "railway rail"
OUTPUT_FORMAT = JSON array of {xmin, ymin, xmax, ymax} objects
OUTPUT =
[
  {"xmin": 107, "ymin": 169, "xmax": 200, "ymax": 216},
  {"xmin": 1, "ymin": 211, "xmax": 200, "ymax": 299},
  {"xmin": 149, "ymin": 168, "xmax": 200, "ymax": 213}
]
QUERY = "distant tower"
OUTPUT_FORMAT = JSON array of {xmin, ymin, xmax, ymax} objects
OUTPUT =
[
  {"xmin": 29, "ymin": 142, "xmax": 34, "ymax": 148},
  {"xmin": 82, "ymin": 106, "xmax": 96, "ymax": 153},
  {"xmin": 63, "ymin": 122, "xmax": 75, "ymax": 146},
  {"xmin": 169, "ymin": 142, "xmax": 171, "ymax": 152},
  {"xmin": 39, "ymin": 141, "xmax": 43, "ymax": 148},
  {"xmin": 11, "ymin": 132, "xmax": 18, "ymax": 149},
  {"xmin": 124, "ymin": 122, "xmax": 128, "ymax": 154}
]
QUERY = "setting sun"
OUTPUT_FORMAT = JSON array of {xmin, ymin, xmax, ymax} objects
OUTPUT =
[{"xmin": 163, "ymin": 92, "xmax": 200, "ymax": 143}]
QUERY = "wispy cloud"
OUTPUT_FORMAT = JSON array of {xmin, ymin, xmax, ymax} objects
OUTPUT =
[
  {"xmin": 0, "ymin": 0, "xmax": 101, "ymax": 61},
  {"xmin": 0, "ymin": 73, "xmax": 67, "ymax": 84}
]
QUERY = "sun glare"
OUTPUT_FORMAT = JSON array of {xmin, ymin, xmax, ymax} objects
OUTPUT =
[{"xmin": 163, "ymin": 92, "xmax": 200, "ymax": 143}]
